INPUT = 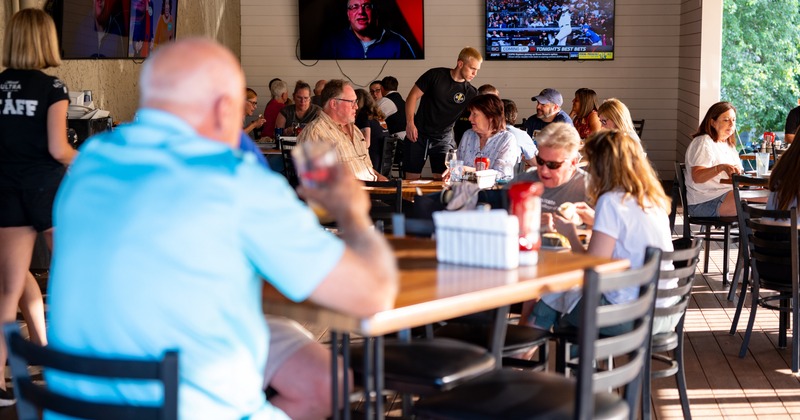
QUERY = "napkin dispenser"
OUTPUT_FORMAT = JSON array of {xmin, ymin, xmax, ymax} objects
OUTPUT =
[{"xmin": 433, "ymin": 209, "xmax": 519, "ymax": 269}]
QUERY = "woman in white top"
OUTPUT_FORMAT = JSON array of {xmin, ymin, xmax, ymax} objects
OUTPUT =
[
  {"xmin": 454, "ymin": 94, "xmax": 519, "ymax": 179},
  {"xmin": 526, "ymin": 130, "xmax": 676, "ymax": 334},
  {"xmin": 685, "ymin": 102, "xmax": 743, "ymax": 217}
]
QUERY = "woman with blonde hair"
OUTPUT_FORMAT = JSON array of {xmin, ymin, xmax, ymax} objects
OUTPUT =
[
  {"xmin": 526, "ymin": 130, "xmax": 674, "ymax": 334},
  {"xmin": 569, "ymin": 88, "xmax": 602, "ymax": 139},
  {"xmin": 598, "ymin": 98, "xmax": 640, "ymax": 142},
  {"xmin": 0, "ymin": 8, "xmax": 75, "ymax": 404}
]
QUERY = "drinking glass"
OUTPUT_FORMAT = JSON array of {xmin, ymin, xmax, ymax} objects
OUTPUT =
[
  {"xmin": 755, "ymin": 152, "xmax": 770, "ymax": 176},
  {"xmin": 449, "ymin": 160, "xmax": 464, "ymax": 183},
  {"xmin": 445, "ymin": 149, "xmax": 458, "ymax": 169},
  {"xmin": 292, "ymin": 141, "xmax": 337, "ymax": 188}
]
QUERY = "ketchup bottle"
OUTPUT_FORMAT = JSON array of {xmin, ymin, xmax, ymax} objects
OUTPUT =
[
  {"xmin": 509, "ymin": 181, "xmax": 544, "ymax": 265},
  {"xmin": 475, "ymin": 152, "xmax": 490, "ymax": 171}
]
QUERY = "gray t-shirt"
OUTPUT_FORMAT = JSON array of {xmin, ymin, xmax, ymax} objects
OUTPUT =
[{"xmin": 511, "ymin": 168, "xmax": 589, "ymax": 212}]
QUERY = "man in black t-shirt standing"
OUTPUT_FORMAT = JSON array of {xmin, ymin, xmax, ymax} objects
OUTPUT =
[{"xmin": 404, "ymin": 47, "xmax": 482, "ymax": 180}]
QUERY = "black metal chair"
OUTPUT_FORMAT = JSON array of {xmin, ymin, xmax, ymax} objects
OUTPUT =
[
  {"xmin": 674, "ymin": 162, "xmax": 738, "ymax": 286},
  {"xmin": 3, "ymin": 323, "xmax": 179, "ymax": 420},
  {"xmin": 278, "ymin": 136, "xmax": 298, "ymax": 187},
  {"xmin": 379, "ymin": 135, "xmax": 400, "ymax": 178},
  {"xmin": 349, "ymin": 217, "xmax": 497, "ymax": 416},
  {"xmin": 412, "ymin": 248, "xmax": 663, "ymax": 420},
  {"xmin": 728, "ymin": 174, "xmax": 769, "ymax": 310},
  {"xmin": 736, "ymin": 202, "xmax": 799, "ymax": 373},
  {"xmin": 642, "ymin": 238, "xmax": 702, "ymax": 420},
  {"xmin": 364, "ymin": 179, "xmax": 402, "ymax": 231},
  {"xmin": 633, "ymin": 119, "xmax": 645, "ymax": 139}
]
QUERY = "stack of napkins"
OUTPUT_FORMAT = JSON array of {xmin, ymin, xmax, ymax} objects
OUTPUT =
[{"xmin": 433, "ymin": 209, "xmax": 519, "ymax": 269}]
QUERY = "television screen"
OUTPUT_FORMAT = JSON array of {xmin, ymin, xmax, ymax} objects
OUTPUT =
[
  {"xmin": 45, "ymin": 0, "xmax": 178, "ymax": 59},
  {"xmin": 485, "ymin": 0, "xmax": 614, "ymax": 61},
  {"xmin": 298, "ymin": 0, "xmax": 424, "ymax": 60}
]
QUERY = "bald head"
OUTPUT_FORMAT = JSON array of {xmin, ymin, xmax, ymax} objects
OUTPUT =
[{"xmin": 140, "ymin": 38, "xmax": 244, "ymax": 146}]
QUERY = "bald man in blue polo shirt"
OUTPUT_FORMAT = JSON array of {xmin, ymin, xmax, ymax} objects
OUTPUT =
[{"xmin": 47, "ymin": 38, "xmax": 397, "ymax": 420}]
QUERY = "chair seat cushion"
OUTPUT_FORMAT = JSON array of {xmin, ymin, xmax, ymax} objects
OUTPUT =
[
  {"xmin": 687, "ymin": 216, "xmax": 737, "ymax": 225},
  {"xmin": 412, "ymin": 369, "xmax": 628, "ymax": 420},
  {"xmin": 434, "ymin": 322, "xmax": 550, "ymax": 353},
  {"xmin": 350, "ymin": 338, "xmax": 496, "ymax": 393}
]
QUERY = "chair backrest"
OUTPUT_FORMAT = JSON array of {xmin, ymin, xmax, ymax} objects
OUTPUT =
[
  {"xmin": 3, "ymin": 323, "xmax": 179, "ymax": 420},
  {"xmin": 654, "ymin": 239, "xmax": 702, "ymax": 327},
  {"xmin": 380, "ymin": 135, "xmax": 400, "ymax": 178},
  {"xmin": 365, "ymin": 179, "xmax": 403, "ymax": 226},
  {"xmin": 633, "ymin": 119, "xmax": 645, "ymax": 138},
  {"xmin": 575, "ymin": 247, "xmax": 662, "ymax": 420},
  {"xmin": 740, "ymin": 202, "xmax": 798, "ymax": 288},
  {"xmin": 673, "ymin": 162, "xmax": 691, "ymax": 239},
  {"xmin": 732, "ymin": 174, "xmax": 770, "ymax": 262},
  {"xmin": 279, "ymin": 137, "xmax": 299, "ymax": 187}
]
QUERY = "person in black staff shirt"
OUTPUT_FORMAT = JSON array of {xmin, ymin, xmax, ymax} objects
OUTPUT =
[
  {"xmin": 785, "ymin": 100, "xmax": 800, "ymax": 144},
  {"xmin": 404, "ymin": 47, "xmax": 483, "ymax": 180},
  {"xmin": 523, "ymin": 88, "xmax": 573, "ymax": 139},
  {"xmin": 0, "ymin": 8, "xmax": 77, "ymax": 405},
  {"xmin": 379, "ymin": 76, "xmax": 406, "ymax": 139}
]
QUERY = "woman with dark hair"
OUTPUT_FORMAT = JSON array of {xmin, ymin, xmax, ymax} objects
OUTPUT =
[
  {"xmin": 355, "ymin": 88, "xmax": 389, "ymax": 172},
  {"xmin": 275, "ymin": 80, "xmax": 322, "ymax": 136},
  {"xmin": 455, "ymin": 94, "xmax": 520, "ymax": 179},
  {"xmin": 684, "ymin": 101, "xmax": 743, "ymax": 217},
  {"xmin": 767, "ymin": 126, "xmax": 800, "ymax": 211},
  {"xmin": 0, "ymin": 8, "xmax": 75, "ymax": 403},
  {"xmin": 570, "ymin": 88, "xmax": 602, "ymax": 139}
]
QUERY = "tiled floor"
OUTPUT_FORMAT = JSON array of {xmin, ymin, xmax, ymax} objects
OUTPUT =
[{"xmin": 4, "ymin": 216, "xmax": 800, "ymax": 419}]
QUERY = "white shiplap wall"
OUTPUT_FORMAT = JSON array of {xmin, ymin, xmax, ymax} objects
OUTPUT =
[{"xmin": 242, "ymin": 0, "xmax": 714, "ymax": 178}]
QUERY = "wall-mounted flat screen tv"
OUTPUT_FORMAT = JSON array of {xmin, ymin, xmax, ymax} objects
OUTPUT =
[
  {"xmin": 298, "ymin": 0, "xmax": 424, "ymax": 60},
  {"xmin": 485, "ymin": 0, "xmax": 614, "ymax": 61},
  {"xmin": 45, "ymin": 0, "xmax": 178, "ymax": 59}
]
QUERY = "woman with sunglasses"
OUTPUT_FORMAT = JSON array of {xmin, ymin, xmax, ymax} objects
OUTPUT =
[
  {"xmin": 511, "ymin": 122, "xmax": 589, "ymax": 216},
  {"xmin": 524, "ymin": 130, "xmax": 674, "ymax": 333},
  {"xmin": 449, "ymin": 94, "xmax": 520, "ymax": 180}
]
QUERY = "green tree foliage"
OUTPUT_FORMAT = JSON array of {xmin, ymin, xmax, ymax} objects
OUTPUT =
[{"xmin": 722, "ymin": 0, "xmax": 800, "ymax": 132}]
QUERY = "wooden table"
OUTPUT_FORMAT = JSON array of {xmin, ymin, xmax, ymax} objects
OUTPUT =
[
  {"xmin": 262, "ymin": 237, "xmax": 629, "ymax": 418},
  {"xmin": 363, "ymin": 180, "xmax": 445, "ymax": 202}
]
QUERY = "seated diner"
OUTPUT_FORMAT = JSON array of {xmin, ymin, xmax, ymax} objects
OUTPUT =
[{"xmin": 684, "ymin": 101, "xmax": 743, "ymax": 217}]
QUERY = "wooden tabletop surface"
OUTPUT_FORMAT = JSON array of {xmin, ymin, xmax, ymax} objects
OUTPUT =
[
  {"xmin": 262, "ymin": 236, "xmax": 629, "ymax": 336},
  {"xmin": 363, "ymin": 180, "xmax": 445, "ymax": 202}
]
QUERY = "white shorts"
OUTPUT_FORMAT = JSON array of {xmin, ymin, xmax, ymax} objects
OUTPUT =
[{"xmin": 263, "ymin": 316, "xmax": 315, "ymax": 387}]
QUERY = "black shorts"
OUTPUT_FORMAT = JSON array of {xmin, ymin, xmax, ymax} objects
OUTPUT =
[
  {"xmin": 402, "ymin": 133, "xmax": 455, "ymax": 174},
  {"xmin": 0, "ymin": 186, "xmax": 59, "ymax": 232}
]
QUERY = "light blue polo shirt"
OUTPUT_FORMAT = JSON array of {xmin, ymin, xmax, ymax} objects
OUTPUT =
[{"xmin": 47, "ymin": 109, "xmax": 344, "ymax": 419}]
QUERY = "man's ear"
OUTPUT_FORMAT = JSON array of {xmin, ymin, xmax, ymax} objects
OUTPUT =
[{"xmin": 211, "ymin": 94, "xmax": 240, "ymax": 147}]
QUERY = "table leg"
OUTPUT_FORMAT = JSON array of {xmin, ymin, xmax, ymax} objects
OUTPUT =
[
  {"xmin": 331, "ymin": 332, "xmax": 340, "ymax": 420},
  {"xmin": 343, "ymin": 333, "xmax": 351, "ymax": 420}
]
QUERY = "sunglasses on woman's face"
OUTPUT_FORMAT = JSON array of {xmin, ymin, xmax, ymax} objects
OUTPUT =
[{"xmin": 535, "ymin": 154, "xmax": 567, "ymax": 170}]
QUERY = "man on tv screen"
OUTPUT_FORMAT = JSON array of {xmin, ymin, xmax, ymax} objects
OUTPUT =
[{"xmin": 320, "ymin": 0, "xmax": 415, "ymax": 59}]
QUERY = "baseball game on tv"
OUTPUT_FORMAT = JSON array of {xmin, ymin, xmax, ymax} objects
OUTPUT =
[
  {"xmin": 298, "ymin": 0, "xmax": 424, "ymax": 60},
  {"xmin": 485, "ymin": 0, "xmax": 615, "ymax": 61}
]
